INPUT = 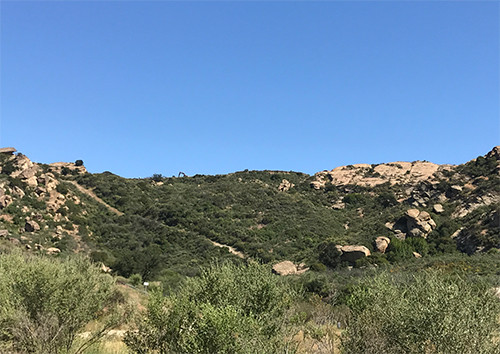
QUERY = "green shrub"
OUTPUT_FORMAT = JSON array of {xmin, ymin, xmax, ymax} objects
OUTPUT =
[
  {"xmin": 341, "ymin": 271, "xmax": 500, "ymax": 354},
  {"xmin": 124, "ymin": 261, "xmax": 295, "ymax": 353},
  {"xmin": 318, "ymin": 241, "xmax": 342, "ymax": 268},
  {"xmin": 0, "ymin": 251, "xmax": 122, "ymax": 353},
  {"xmin": 129, "ymin": 273, "xmax": 143, "ymax": 287},
  {"xmin": 75, "ymin": 160, "xmax": 84, "ymax": 167},
  {"xmin": 56, "ymin": 183, "xmax": 69, "ymax": 195}
]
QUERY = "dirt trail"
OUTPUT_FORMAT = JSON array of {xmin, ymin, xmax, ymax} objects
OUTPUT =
[
  {"xmin": 68, "ymin": 181, "xmax": 124, "ymax": 216},
  {"xmin": 209, "ymin": 240, "xmax": 246, "ymax": 259}
]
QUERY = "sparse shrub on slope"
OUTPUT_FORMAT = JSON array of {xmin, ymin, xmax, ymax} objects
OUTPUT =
[
  {"xmin": 125, "ymin": 261, "xmax": 296, "ymax": 354},
  {"xmin": 341, "ymin": 271, "xmax": 500, "ymax": 354},
  {"xmin": 0, "ymin": 251, "xmax": 124, "ymax": 354}
]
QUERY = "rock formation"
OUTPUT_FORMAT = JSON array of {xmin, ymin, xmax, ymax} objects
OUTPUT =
[
  {"xmin": 391, "ymin": 209, "xmax": 437, "ymax": 239},
  {"xmin": 374, "ymin": 237, "xmax": 390, "ymax": 253},
  {"xmin": 272, "ymin": 261, "xmax": 309, "ymax": 276}
]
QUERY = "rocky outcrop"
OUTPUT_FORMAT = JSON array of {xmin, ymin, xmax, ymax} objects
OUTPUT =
[
  {"xmin": 0, "ymin": 195, "xmax": 13, "ymax": 209},
  {"xmin": 25, "ymin": 220, "xmax": 40, "ymax": 232},
  {"xmin": 272, "ymin": 261, "xmax": 309, "ymax": 276},
  {"xmin": 46, "ymin": 247, "xmax": 61, "ymax": 255},
  {"xmin": 374, "ymin": 237, "xmax": 390, "ymax": 253},
  {"xmin": 311, "ymin": 161, "xmax": 454, "ymax": 189},
  {"xmin": 0, "ymin": 147, "xmax": 16, "ymax": 154},
  {"xmin": 339, "ymin": 245, "xmax": 371, "ymax": 263},
  {"xmin": 433, "ymin": 204, "xmax": 444, "ymax": 213},
  {"xmin": 278, "ymin": 179, "xmax": 294, "ymax": 192},
  {"xmin": 48, "ymin": 162, "xmax": 87, "ymax": 175},
  {"xmin": 392, "ymin": 209, "xmax": 436, "ymax": 239}
]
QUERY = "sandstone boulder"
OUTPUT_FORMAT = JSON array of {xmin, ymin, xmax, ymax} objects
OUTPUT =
[
  {"xmin": 374, "ymin": 237, "xmax": 390, "ymax": 253},
  {"xmin": 0, "ymin": 195, "xmax": 13, "ymax": 208},
  {"xmin": 272, "ymin": 261, "xmax": 309, "ymax": 276},
  {"xmin": 340, "ymin": 245, "xmax": 371, "ymax": 263},
  {"xmin": 0, "ymin": 147, "xmax": 16, "ymax": 154},
  {"xmin": 400, "ymin": 209, "xmax": 437, "ymax": 238},
  {"xmin": 433, "ymin": 204, "xmax": 444, "ymax": 213},
  {"xmin": 46, "ymin": 247, "xmax": 61, "ymax": 255},
  {"xmin": 25, "ymin": 220, "xmax": 40, "ymax": 232},
  {"xmin": 278, "ymin": 179, "xmax": 294, "ymax": 192}
]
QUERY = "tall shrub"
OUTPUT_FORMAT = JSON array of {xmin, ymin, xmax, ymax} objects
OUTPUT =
[
  {"xmin": 125, "ymin": 261, "xmax": 295, "ymax": 353},
  {"xmin": 341, "ymin": 271, "xmax": 500, "ymax": 354},
  {"xmin": 0, "ymin": 251, "xmax": 118, "ymax": 353}
]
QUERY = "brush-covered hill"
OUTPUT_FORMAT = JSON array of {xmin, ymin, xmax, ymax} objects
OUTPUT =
[{"xmin": 0, "ymin": 146, "xmax": 498, "ymax": 281}]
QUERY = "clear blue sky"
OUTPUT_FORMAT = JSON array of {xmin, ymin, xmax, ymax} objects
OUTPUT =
[{"xmin": 1, "ymin": 1, "xmax": 498, "ymax": 178}]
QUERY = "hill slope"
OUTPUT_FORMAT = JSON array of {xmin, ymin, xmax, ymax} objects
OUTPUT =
[{"xmin": 0, "ymin": 147, "xmax": 498, "ymax": 280}]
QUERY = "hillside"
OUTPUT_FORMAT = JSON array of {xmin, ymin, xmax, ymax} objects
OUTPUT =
[{"xmin": 0, "ymin": 146, "xmax": 499, "ymax": 281}]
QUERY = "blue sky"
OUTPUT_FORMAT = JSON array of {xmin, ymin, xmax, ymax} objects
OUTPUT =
[{"xmin": 1, "ymin": 1, "xmax": 498, "ymax": 178}]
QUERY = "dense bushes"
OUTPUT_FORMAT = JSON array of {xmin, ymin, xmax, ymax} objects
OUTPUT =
[
  {"xmin": 341, "ymin": 271, "xmax": 500, "ymax": 354},
  {"xmin": 125, "ymin": 261, "xmax": 296, "ymax": 353},
  {"xmin": 0, "ymin": 251, "xmax": 124, "ymax": 353}
]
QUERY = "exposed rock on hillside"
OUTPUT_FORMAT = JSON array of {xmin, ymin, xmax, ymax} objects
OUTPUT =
[
  {"xmin": 374, "ymin": 236, "xmax": 390, "ymax": 253},
  {"xmin": 339, "ymin": 245, "xmax": 371, "ymax": 263},
  {"xmin": 49, "ymin": 162, "xmax": 87, "ymax": 175},
  {"xmin": 0, "ymin": 147, "xmax": 16, "ymax": 154},
  {"xmin": 391, "ymin": 209, "xmax": 437, "ymax": 239},
  {"xmin": 272, "ymin": 261, "xmax": 309, "ymax": 276},
  {"xmin": 312, "ymin": 161, "xmax": 454, "ymax": 189},
  {"xmin": 278, "ymin": 179, "xmax": 294, "ymax": 192},
  {"xmin": 24, "ymin": 220, "xmax": 40, "ymax": 232}
]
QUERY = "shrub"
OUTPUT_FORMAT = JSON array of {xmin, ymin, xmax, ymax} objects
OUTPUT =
[
  {"xmin": 124, "ymin": 261, "xmax": 295, "ymax": 353},
  {"xmin": 75, "ymin": 160, "xmax": 84, "ymax": 167},
  {"xmin": 129, "ymin": 273, "xmax": 143, "ymax": 287},
  {"xmin": 318, "ymin": 241, "xmax": 342, "ymax": 268},
  {"xmin": 56, "ymin": 183, "xmax": 69, "ymax": 195},
  {"xmin": 0, "ymin": 251, "xmax": 121, "ymax": 353},
  {"xmin": 341, "ymin": 271, "xmax": 500, "ymax": 354}
]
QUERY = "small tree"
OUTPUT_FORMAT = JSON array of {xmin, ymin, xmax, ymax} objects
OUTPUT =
[{"xmin": 75, "ymin": 160, "xmax": 84, "ymax": 167}]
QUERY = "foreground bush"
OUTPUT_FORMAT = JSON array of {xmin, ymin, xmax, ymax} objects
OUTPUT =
[
  {"xmin": 0, "ymin": 251, "xmax": 119, "ymax": 353},
  {"xmin": 341, "ymin": 271, "xmax": 500, "ymax": 354},
  {"xmin": 125, "ymin": 261, "xmax": 295, "ymax": 353}
]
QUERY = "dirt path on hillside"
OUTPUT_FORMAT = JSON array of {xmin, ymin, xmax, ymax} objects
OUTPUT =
[
  {"xmin": 68, "ymin": 181, "xmax": 124, "ymax": 216},
  {"xmin": 209, "ymin": 240, "xmax": 246, "ymax": 259}
]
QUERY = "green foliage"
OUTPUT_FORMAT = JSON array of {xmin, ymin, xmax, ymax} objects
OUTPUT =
[
  {"xmin": 124, "ymin": 261, "xmax": 295, "ymax": 353},
  {"xmin": 129, "ymin": 273, "xmax": 143, "ymax": 287},
  {"xmin": 318, "ymin": 241, "xmax": 342, "ymax": 269},
  {"xmin": 457, "ymin": 154, "xmax": 498, "ymax": 178},
  {"xmin": 56, "ymin": 182, "xmax": 70, "ymax": 195},
  {"xmin": 341, "ymin": 271, "xmax": 500, "ymax": 354},
  {"xmin": 342, "ymin": 193, "xmax": 367, "ymax": 207},
  {"xmin": 0, "ymin": 251, "xmax": 120, "ymax": 353},
  {"xmin": 386, "ymin": 237, "xmax": 429, "ymax": 262},
  {"xmin": 75, "ymin": 160, "xmax": 84, "ymax": 167}
]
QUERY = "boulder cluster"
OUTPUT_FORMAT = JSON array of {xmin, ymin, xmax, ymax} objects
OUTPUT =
[{"xmin": 391, "ymin": 209, "xmax": 437, "ymax": 239}]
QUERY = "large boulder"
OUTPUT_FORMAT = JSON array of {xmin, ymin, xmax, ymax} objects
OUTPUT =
[
  {"xmin": 272, "ymin": 261, "xmax": 309, "ymax": 276},
  {"xmin": 374, "ymin": 237, "xmax": 390, "ymax": 253},
  {"xmin": 0, "ymin": 147, "xmax": 16, "ymax": 154},
  {"xmin": 406, "ymin": 209, "xmax": 436, "ymax": 238},
  {"xmin": 0, "ymin": 195, "xmax": 13, "ymax": 209},
  {"xmin": 46, "ymin": 247, "xmax": 61, "ymax": 255},
  {"xmin": 433, "ymin": 204, "xmax": 444, "ymax": 213},
  {"xmin": 340, "ymin": 245, "xmax": 371, "ymax": 263},
  {"xmin": 278, "ymin": 179, "xmax": 294, "ymax": 192},
  {"xmin": 25, "ymin": 220, "xmax": 40, "ymax": 232},
  {"xmin": 392, "ymin": 209, "xmax": 437, "ymax": 239}
]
